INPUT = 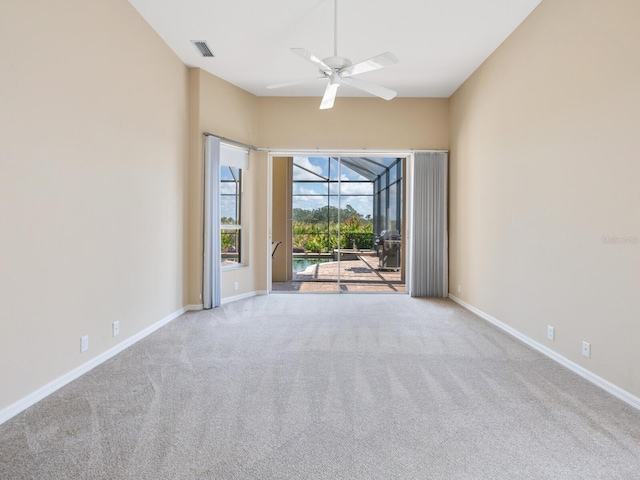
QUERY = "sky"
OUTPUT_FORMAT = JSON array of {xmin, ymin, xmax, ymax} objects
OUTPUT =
[
  {"xmin": 221, "ymin": 166, "xmax": 240, "ymax": 222},
  {"xmin": 292, "ymin": 156, "xmax": 396, "ymax": 216}
]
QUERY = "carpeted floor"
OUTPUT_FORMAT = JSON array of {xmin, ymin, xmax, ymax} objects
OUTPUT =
[{"xmin": 1, "ymin": 295, "xmax": 639, "ymax": 479}]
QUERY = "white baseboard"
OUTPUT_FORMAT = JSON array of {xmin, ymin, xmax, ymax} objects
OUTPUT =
[
  {"xmin": 0, "ymin": 306, "xmax": 189, "ymax": 426},
  {"xmin": 448, "ymin": 293, "xmax": 640, "ymax": 412},
  {"xmin": 221, "ymin": 290, "xmax": 267, "ymax": 305}
]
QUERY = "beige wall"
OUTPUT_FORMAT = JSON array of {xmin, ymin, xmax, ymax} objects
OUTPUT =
[
  {"xmin": 0, "ymin": 0, "xmax": 189, "ymax": 410},
  {"xmin": 258, "ymin": 97, "xmax": 449, "ymax": 150},
  {"xmin": 186, "ymin": 76, "xmax": 450, "ymax": 303},
  {"xmin": 186, "ymin": 69, "xmax": 263, "ymax": 304},
  {"xmin": 218, "ymin": 150, "xmax": 269, "ymax": 299},
  {"xmin": 449, "ymin": 0, "xmax": 640, "ymax": 396}
]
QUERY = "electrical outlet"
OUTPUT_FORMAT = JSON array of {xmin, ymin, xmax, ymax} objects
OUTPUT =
[
  {"xmin": 81, "ymin": 335, "xmax": 89, "ymax": 353},
  {"xmin": 547, "ymin": 325, "xmax": 555, "ymax": 341},
  {"xmin": 457, "ymin": 284, "xmax": 461, "ymax": 294},
  {"xmin": 582, "ymin": 341, "xmax": 591, "ymax": 358},
  {"xmin": 112, "ymin": 321, "xmax": 120, "ymax": 337},
  {"xmin": 234, "ymin": 281, "xmax": 239, "ymax": 291}
]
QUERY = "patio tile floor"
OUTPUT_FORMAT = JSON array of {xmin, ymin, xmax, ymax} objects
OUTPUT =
[{"xmin": 272, "ymin": 255, "xmax": 405, "ymax": 293}]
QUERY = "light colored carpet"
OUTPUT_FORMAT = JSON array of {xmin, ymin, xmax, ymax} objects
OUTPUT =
[{"xmin": 1, "ymin": 295, "xmax": 639, "ymax": 479}]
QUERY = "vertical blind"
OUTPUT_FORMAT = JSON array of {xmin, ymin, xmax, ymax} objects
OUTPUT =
[{"xmin": 411, "ymin": 152, "xmax": 449, "ymax": 297}]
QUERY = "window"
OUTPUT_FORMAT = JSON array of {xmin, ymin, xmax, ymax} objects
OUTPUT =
[
  {"xmin": 372, "ymin": 158, "xmax": 402, "ymax": 234},
  {"xmin": 220, "ymin": 165, "xmax": 241, "ymax": 266},
  {"xmin": 220, "ymin": 144, "xmax": 248, "ymax": 267},
  {"xmin": 291, "ymin": 156, "xmax": 375, "ymax": 253}
]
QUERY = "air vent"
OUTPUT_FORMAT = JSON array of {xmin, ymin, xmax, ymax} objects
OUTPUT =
[{"xmin": 191, "ymin": 40, "xmax": 214, "ymax": 58}]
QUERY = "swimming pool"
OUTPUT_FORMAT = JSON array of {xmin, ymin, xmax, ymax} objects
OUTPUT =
[{"xmin": 292, "ymin": 257, "xmax": 334, "ymax": 273}]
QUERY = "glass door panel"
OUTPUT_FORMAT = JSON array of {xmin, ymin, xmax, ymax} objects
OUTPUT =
[{"xmin": 287, "ymin": 156, "xmax": 338, "ymax": 292}]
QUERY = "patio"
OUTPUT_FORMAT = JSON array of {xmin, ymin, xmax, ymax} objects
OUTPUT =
[{"xmin": 272, "ymin": 253, "xmax": 405, "ymax": 293}]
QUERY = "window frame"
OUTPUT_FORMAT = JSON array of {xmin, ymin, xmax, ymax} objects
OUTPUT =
[{"xmin": 220, "ymin": 146, "xmax": 247, "ymax": 269}]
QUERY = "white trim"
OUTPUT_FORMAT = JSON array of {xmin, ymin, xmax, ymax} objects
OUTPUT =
[
  {"xmin": 221, "ymin": 290, "xmax": 268, "ymax": 305},
  {"xmin": 260, "ymin": 148, "xmax": 448, "ymax": 155},
  {"xmin": 0, "ymin": 306, "xmax": 189, "ymax": 426},
  {"xmin": 448, "ymin": 294, "xmax": 640, "ymax": 412},
  {"xmin": 405, "ymin": 153, "xmax": 414, "ymax": 295},
  {"xmin": 267, "ymin": 154, "xmax": 273, "ymax": 293},
  {"xmin": 221, "ymin": 263, "xmax": 246, "ymax": 272}
]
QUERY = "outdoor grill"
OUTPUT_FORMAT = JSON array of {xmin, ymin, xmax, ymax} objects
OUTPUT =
[{"xmin": 375, "ymin": 230, "xmax": 401, "ymax": 270}]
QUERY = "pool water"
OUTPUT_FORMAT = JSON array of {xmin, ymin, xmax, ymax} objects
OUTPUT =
[{"xmin": 292, "ymin": 257, "xmax": 334, "ymax": 273}]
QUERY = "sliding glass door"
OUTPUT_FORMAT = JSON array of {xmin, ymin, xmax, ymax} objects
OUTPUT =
[{"xmin": 271, "ymin": 155, "xmax": 405, "ymax": 293}]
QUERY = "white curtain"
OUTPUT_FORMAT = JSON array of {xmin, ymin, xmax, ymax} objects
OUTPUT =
[
  {"xmin": 203, "ymin": 135, "xmax": 221, "ymax": 309},
  {"xmin": 411, "ymin": 152, "xmax": 448, "ymax": 297}
]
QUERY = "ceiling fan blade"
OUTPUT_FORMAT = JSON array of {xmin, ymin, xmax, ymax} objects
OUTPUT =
[
  {"xmin": 266, "ymin": 77, "xmax": 325, "ymax": 89},
  {"xmin": 320, "ymin": 82, "xmax": 339, "ymax": 110},
  {"xmin": 341, "ymin": 52, "xmax": 398, "ymax": 77},
  {"xmin": 291, "ymin": 48, "xmax": 333, "ymax": 73},
  {"xmin": 340, "ymin": 76, "xmax": 397, "ymax": 101}
]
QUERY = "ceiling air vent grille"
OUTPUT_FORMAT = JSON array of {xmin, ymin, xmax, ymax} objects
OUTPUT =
[{"xmin": 191, "ymin": 40, "xmax": 214, "ymax": 57}]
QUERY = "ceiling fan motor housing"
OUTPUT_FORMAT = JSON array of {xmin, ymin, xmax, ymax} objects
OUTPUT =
[{"xmin": 322, "ymin": 56, "xmax": 352, "ymax": 72}]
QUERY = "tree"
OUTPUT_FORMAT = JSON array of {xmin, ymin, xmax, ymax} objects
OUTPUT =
[
  {"xmin": 342, "ymin": 204, "xmax": 361, "ymax": 221},
  {"xmin": 293, "ymin": 204, "xmax": 365, "ymax": 224}
]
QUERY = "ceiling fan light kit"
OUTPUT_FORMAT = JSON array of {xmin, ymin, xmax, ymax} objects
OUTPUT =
[{"xmin": 266, "ymin": 0, "xmax": 398, "ymax": 109}]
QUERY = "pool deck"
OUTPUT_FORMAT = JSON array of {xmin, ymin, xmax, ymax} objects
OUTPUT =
[{"xmin": 272, "ymin": 254, "xmax": 405, "ymax": 293}]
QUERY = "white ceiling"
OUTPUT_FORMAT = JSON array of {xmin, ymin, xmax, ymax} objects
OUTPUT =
[{"xmin": 128, "ymin": 0, "xmax": 541, "ymax": 99}]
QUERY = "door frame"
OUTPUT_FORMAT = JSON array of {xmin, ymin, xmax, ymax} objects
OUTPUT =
[{"xmin": 266, "ymin": 149, "xmax": 416, "ymax": 294}]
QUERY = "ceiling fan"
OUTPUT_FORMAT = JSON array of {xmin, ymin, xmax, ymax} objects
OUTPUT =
[{"xmin": 266, "ymin": 0, "xmax": 399, "ymax": 109}]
